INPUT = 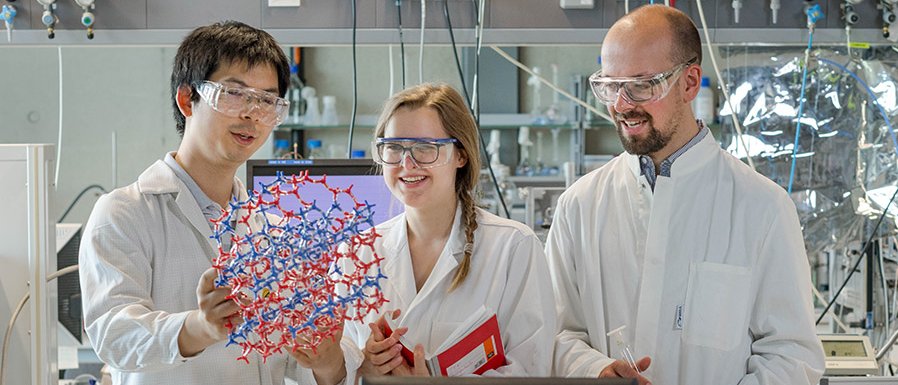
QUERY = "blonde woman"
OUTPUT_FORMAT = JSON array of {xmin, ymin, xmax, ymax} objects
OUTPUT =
[{"xmin": 342, "ymin": 83, "xmax": 555, "ymax": 379}]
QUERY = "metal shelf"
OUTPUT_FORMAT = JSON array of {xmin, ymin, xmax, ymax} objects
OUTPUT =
[
  {"xmin": 277, "ymin": 114, "xmax": 584, "ymax": 131},
  {"xmin": 4, "ymin": 28, "xmax": 894, "ymax": 47}
]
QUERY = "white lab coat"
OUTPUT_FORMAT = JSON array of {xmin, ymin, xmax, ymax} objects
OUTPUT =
[
  {"xmin": 79, "ymin": 158, "xmax": 335, "ymax": 385},
  {"xmin": 546, "ymin": 132, "xmax": 825, "ymax": 384},
  {"xmin": 343, "ymin": 207, "xmax": 556, "ymax": 377}
]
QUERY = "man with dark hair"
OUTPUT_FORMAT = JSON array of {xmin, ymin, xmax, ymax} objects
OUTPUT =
[
  {"xmin": 80, "ymin": 21, "xmax": 349, "ymax": 385},
  {"xmin": 546, "ymin": 5, "xmax": 824, "ymax": 384}
]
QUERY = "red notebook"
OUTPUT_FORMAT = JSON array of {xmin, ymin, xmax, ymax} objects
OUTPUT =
[{"xmin": 382, "ymin": 306, "xmax": 507, "ymax": 376}]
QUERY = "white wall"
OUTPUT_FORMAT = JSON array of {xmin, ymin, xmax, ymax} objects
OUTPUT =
[{"xmin": 2, "ymin": 47, "xmax": 181, "ymax": 225}]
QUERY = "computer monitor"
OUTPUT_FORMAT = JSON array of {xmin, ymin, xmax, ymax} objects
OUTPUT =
[
  {"xmin": 245, "ymin": 158, "xmax": 404, "ymax": 229},
  {"xmin": 360, "ymin": 377, "xmax": 635, "ymax": 385}
]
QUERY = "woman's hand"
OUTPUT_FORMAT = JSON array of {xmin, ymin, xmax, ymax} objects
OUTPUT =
[{"xmin": 359, "ymin": 310, "xmax": 409, "ymax": 376}]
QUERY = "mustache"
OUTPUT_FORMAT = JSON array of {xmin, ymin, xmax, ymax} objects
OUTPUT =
[{"xmin": 614, "ymin": 111, "xmax": 649, "ymax": 121}]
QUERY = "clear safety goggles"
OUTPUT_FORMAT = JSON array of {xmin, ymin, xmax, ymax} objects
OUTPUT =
[
  {"xmin": 589, "ymin": 57, "xmax": 697, "ymax": 106},
  {"xmin": 372, "ymin": 137, "xmax": 458, "ymax": 168},
  {"xmin": 194, "ymin": 81, "xmax": 290, "ymax": 127}
]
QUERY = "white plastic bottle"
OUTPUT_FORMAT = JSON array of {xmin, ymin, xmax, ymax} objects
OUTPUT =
[
  {"xmin": 692, "ymin": 76, "xmax": 715, "ymax": 124},
  {"xmin": 321, "ymin": 95, "xmax": 338, "ymax": 126},
  {"xmin": 302, "ymin": 87, "xmax": 320, "ymax": 126}
]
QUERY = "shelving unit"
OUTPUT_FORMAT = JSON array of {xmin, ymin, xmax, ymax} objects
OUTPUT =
[{"xmin": 271, "ymin": 114, "xmax": 594, "ymax": 176}]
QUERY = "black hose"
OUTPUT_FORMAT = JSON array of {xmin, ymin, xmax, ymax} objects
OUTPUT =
[
  {"xmin": 444, "ymin": 0, "xmax": 510, "ymax": 219},
  {"xmin": 816, "ymin": 185, "xmax": 898, "ymax": 325},
  {"xmin": 58, "ymin": 184, "xmax": 108, "ymax": 223},
  {"xmin": 397, "ymin": 0, "xmax": 407, "ymax": 89},
  {"xmin": 347, "ymin": 0, "xmax": 358, "ymax": 159}
]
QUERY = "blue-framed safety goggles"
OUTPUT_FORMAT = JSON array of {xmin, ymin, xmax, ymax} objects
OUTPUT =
[{"xmin": 372, "ymin": 137, "xmax": 458, "ymax": 168}]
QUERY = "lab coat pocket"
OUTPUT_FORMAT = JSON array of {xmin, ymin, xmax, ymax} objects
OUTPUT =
[{"xmin": 682, "ymin": 261, "xmax": 752, "ymax": 351}]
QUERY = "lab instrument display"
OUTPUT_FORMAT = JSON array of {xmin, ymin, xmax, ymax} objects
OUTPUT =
[{"xmin": 819, "ymin": 334, "xmax": 879, "ymax": 376}]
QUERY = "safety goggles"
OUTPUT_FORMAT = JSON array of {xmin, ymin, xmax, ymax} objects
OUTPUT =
[
  {"xmin": 372, "ymin": 137, "xmax": 458, "ymax": 168},
  {"xmin": 194, "ymin": 81, "xmax": 289, "ymax": 127},
  {"xmin": 589, "ymin": 57, "xmax": 697, "ymax": 106}
]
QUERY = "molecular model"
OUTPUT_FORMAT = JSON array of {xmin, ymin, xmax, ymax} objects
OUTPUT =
[{"xmin": 210, "ymin": 171, "xmax": 388, "ymax": 363}]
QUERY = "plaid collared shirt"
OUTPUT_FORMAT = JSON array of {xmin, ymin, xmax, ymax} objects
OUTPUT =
[{"xmin": 638, "ymin": 120, "xmax": 709, "ymax": 191}]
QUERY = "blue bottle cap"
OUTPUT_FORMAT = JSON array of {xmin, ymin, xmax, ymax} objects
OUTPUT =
[
  {"xmin": 351, "ymin": 150, "xmax": 366, "ymax": 158},
  {"xmin": 275, "ymin": 139, "xmax": 290, "ymax": 148},
  {"xmin": 308, "ymin": 139, "xmax": 322, "ymax": 148},
  {"xmin": 701, "ymin": 77, "xmax": 710, "ymax": 87}
]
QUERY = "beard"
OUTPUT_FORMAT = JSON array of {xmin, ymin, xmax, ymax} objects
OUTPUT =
[{"xmin": 615, "ymin": 110, "xmax": 677, "ymax": 156}]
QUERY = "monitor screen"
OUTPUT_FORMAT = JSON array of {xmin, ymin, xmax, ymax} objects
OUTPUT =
[
  {"xmin": 246, "ymin": 158, "xmax": 404, "ymax": 229},
  {"xmin": 822, "ymin": 340, "xmax": 867, "ymax": 358},
  {"xmin": 361, "ymin": 377, "xmax": 635, "ymax": 385}
]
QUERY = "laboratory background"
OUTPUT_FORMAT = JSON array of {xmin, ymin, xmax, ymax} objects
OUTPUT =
[{"xmin": 2, "ymin": 0, "xmax": 898, "ymax": 384}]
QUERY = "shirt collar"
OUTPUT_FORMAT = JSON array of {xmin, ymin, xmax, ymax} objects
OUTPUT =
[
  {"xmin": 638, "ymin": 120, "xmax": 710, "ymax": 188},
  {"xmin": 163, "ymin": 152, "xmax": 225, "ymax": 216}
]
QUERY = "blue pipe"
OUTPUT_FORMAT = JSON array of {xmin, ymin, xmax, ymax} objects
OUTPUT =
[{"xmin": 787, "ymin": 31, "xmax": 815, "ymax": 194}]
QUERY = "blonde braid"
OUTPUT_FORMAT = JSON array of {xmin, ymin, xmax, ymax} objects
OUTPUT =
[{"xmin": 449, "ymin": 189, "xmax": 478, "ymax": 291}]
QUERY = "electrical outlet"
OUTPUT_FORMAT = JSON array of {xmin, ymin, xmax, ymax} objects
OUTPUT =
[
  {"xmin": 560, "ymin": 0, "xmax": 594, "ymax": 9},
  {"xmin": 268, "ymin": 0, "xmax": 300, "ymax": 7}
]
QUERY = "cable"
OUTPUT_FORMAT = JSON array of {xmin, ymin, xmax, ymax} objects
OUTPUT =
[
  {"xmin": 787, "ymin": 27, "xmax": 815, "ymax": 194},
  {"xmin": 694, "ymin": 0, "xmax": 756, "ymax": 171},
  {"xmin": 347, "ymin": 0, "xmax": 358, "ymax": 159},
  {"xmin": 443, "ymin": 1, "xmax": 470, "ymax": 105},
  {"xmin": 812, "ymin": 284, "xmax": 850, "ymax": 332},
  {"xmin": 472, "ymin": 0, "xmax": 485, "ymax": 118},
  {"xmin": 388, "ymin": 45, "xmax": 395, "ymax": 97},
  {"xmin": 817, "ymin": 185, "xmax": 898, "ymax": 325},
  {"xmin": 418, "ymin": 0, "xmax": 425, "ymax": 84},
  {"xmin": 58, "ymin": 184, "xmax": 108, "ymax": 223},
  {"xmin": 443, "ymin": 0, "xmax": 509, "ymax": 219},
  {"xmin": 880, "ymin": 240, "xmax": 889, "ymax": 349},
  {"xmin": 470, "ymin": 1, "xmax": 513, "ymax": 217},
  {"xmin": 818, "ymin": 58, "xmax": 898, "ymax": 155},
  {"xmin": 0, "ymin": 291, "xmax": 28, "ymax": 385},
  {"xmin": 55, "ymin": 46, "xmax": 63, "ymax": 190},
  {"xmin": 1, "ymin": 264, "xmax": 79, "ymax": 385},
  {"xmin": 396, "ymin": 0, "xmax": 406, "ymax": 89},
  {"xmin": 891, "ymin": 251, "xmax": 898, "ymax": 325}
]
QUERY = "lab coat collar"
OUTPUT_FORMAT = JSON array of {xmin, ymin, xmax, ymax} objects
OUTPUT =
[
  {"xmin": 137, "ymin": 158, "xmax": 183, "ymax": 195},
  {"xmin": 139, "ymin": 153, "xmax": 248, "ymax": 199},
  {"xmin": 625, "ymin": 130, "xmax": 718, "ymax": 180},
  {"xmin": 381, "ymin": 205, "xmax": 466, "ymax": 308},
  {"xmin": 382, "ymin": 205, "xmax": 467, "ymax": 264},
  {"xmin": 136, "ymin": 156, "xmax": 249, "ymax": 258}
]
